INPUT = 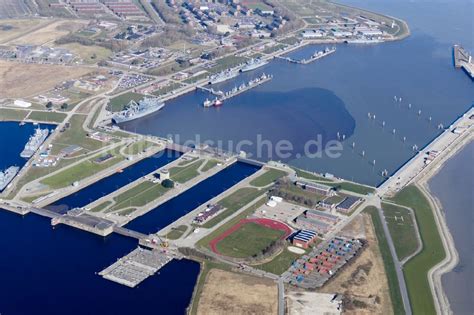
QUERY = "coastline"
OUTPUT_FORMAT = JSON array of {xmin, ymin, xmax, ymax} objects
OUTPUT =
[{"xmin": 414, "ymin": 132, "xmax": 473, "ymax": 314}]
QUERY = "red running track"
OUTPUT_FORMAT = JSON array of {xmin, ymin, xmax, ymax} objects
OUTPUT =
[{"xmin": 209, "ymin": 218, "xmax": 292, "ymax": 255}]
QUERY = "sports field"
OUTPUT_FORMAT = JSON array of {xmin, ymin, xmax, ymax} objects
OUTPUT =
[{"xmin": 210, "ymin": 218, "xmax": 291, "ymax": 258}]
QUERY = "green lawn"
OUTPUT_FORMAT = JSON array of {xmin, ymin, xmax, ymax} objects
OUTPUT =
[
  {"xmin": 323, "ymin": 194, "xmax": 347, "ymax": 204},
  {"xmin": 166, "ymin": 225, "xmax": 188, "ymax": 240},
  {"xmin": 117, "ymin": 208, "xmax": 137, "ymax": 216},
  {"xmin": 90, "ymin": 201, "xmax": 112, "ymax": 212},
  {"xmin": 202, "ymin": 188, "xmax": 266, "ymax": 228},
  {"xmin": 201, "ymin": 159, "xmax": 219, "ymax": 172},
  {"xmin": 111, "ymin": 181, "xmax": 170, "ymax": 211},
  {"xmin": 250, "ymin": 169, "xmax": 288, "ymax": 187},
  {"xmin": 382, "ymin": 202, "xmax": 419, "ymax": 261},
  {"xmin": 336, "ymin": 181, "xmax": 375, "ymax": 195},
  {"xmin": 41, "ymin": 152, "xmax": 124, "ymax": 189},
  {"xmin": 152, "ymin": 82, "xmax": 183, "ymax": 97},
  {"xmin": 293, "ymin": 168, "xmax": 329, "ymax": 181},
  {"xmin": 50, "ymin": 115, "xmax": 103, "ymax": 155},
  {"xmin": 208, "ymin": 55, "xmax": 247, "ymax": 74},
  {"xmin": 216, "ymin": 222, "xmax": 284, "ymax": 258},
  {"xmin": 0, "ymin": 108, "xmax": 29, "ymax": 121},
  {"xmin": 364, "ymin": 206, "xmax": 405, "ymax": 315},
  {"xmin": 108, "ymin": 92, "xmax": 145, "ymax": 112},
  {"xmin": 254, "ymin": 247, "xmax": 302, "ymax": 275},
  {"xmin": 263, "ymin": 44, "xmax": 287, "ymax": 54},
  {"xmin": 123, "ymin": 140, "xmax": 155, "ymax": 155},
  {"xmin": 390, "ymin": 186, "xmax": 445, "ymax": 315},
  {"xmin": 197, "ymin": 197, "xmax": 267, "ymax": 249},
  {"xmin": 27, "ymin": 111, "xmax": 67, "ymax": 123},
  {"xmin": 169, "ymin": 159, "xmax": 204, "ymax": 183},
  {"xmin": 279, "ymin": 36, "xmax": 300, "ymax": 45}
]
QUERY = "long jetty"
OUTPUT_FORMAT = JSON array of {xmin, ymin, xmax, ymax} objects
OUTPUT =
[
  {"xmin": 220, "ymin": 74, "xmax": 273, "ymax": 101},
  {"xmin": 275, "ymin": 47, "xmax": 336, "ymax": 65}
]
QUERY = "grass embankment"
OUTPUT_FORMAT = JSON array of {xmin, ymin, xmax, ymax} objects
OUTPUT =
[
  {"xmin": 249, "ymin": 169, "xmax": 288, "ymax": 187},
  {"xmin": 169, "ymin": 159, "xmax": 204, "ymax": 184},
  {"xmin": 0, "ymin": 108, "xmax": 29, "ymax": 121},
  {"xmin": 108, "ymin": 92, "xmax": 145, "ymax": 112},
  {"xmin": 152, "ymin": 82, "xmax": 183, "ymax": 97},
  {"xmin": 109, "ymin": 181, "xmax": 170, "ymax": 212},
  {"xmin": 27, "ymin": 111, "xmax": 67, "ymax": 123},
  {"xmin": 201, "ymin": 188, "xmax": 265, "ymax": 228},
  {"xmin": 90, "ymin": 201, "xmax": 112, "ymax": 213},
  {"xmin": 50, "ymin": 114, "xmax": 103, "ymax": 155},
  {"xmin": 389, "ymin": 186, "xmax": 445, "ymax": 315},
  {"xmin": 197, "ymin": 197, "xmax": 267, "ymax": 249},
  {"xmin": 41, "ymin": 152, "xmax": 124, "ymax": 189},
  {"xmin": 364, "ymin": 206, "xmax": 405, "ymax": 315},
  {"xmin": 201, "ymin": 159, "xmax": 218, "ymax": 172},
  {"xmin": 166, "ymin": 225, "xmax": 188, "ymax": 240},
  {"xmin": 215, "ymin": 222, "xmax": 285, "ymax": 258},
  {"xmin": 263, "ymin": 44, "xmax": 287, "ymax": 54},
  {"xmin": 255, "ymin": 247, "xmax": 302, "ymax": 275},
  {"xmin": 123, "ymin": 140, "xmax": 155, "ymax": 155},
  {"xmin": 381, "ymin": 202, "xmax": 419, "ymax": 261},
  {"xmin": 208, "ymin": 55, "xmax": 247, "ymax": 74}
]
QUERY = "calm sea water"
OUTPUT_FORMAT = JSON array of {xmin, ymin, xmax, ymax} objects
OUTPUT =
[
  {"xmin": 429, "ymin": 141, "xmax": 473, "ymax": 315},
  {"xmin": 46, "ymin": 149, "xmax": 182, "ymax": 213},
  {"xmin": 0, "ymin": 210, "xmax": 200, "ymax": 315},
  {"xmin": 121, "ymin": 0, "xmax": 473, "ymax": 186}
]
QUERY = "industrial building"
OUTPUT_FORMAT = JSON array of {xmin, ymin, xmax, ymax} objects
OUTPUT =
[
  {"xmin": 336, "ymin": 196, "xmax": 362, "ymax": 214},
  {"xmin": 292, "ymin": 229, "xmax": 318, "ymax": 249},
  {"xmin": 294, "ymin": 180, "xmax": 335, "ymax": 196},
  {"xmin": 296, "ymin": 216, "xmax": 331, "ymax": 234}
]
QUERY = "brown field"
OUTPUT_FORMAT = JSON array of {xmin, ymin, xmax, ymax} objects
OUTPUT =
[
  {"xmin": 9, "ymin": 19, "xmax": 88, "ymax": 45},
  {"xmin": 197, "ymin": 269, "xmax": 278, "ymax": 315},
  {"xmin": 0, "ymin": 60, "xmax": 92, "ymax": 98},
  {"xmin": 319, "ymin": 214, "xmax": 393, "ymax": 315},
  {"xmin": 0, "ymin": 19, "xmax": 50, "ymax": 44}
]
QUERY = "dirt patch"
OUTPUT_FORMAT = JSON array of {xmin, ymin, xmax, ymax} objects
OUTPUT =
[
  {"xmin": 9, "ymin": 20, "xmax": 87, "ymax": 45},
  {"xmin": 197, "ymin": 269, "xmax": 278, "ymax": 315},
  {"xmin": 0, "ymin": 60, "xmax": 92, "ymax": 98},
  {"xmin": 319, "ymin": 214, "xmax": 393, "ymax": 315}
]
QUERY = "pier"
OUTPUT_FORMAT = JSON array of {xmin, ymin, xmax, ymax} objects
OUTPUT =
[
  {"xmin": 203, "ymin": 73, "xmax": 273, "ymax": 107},
  {"xmin": 453, "ymin": 45, "xmax": 474, "ymax": 79},
  {"xmin": 196, "ymin": 86, "xmax": 224, "ymax": 97},
  {"xmin": 98, "ymin": 247, "xmax": 176, "ymax": 288},
  {"xmin": 275, "ymin": 47, "xmax": 336, "ymax": 65}
]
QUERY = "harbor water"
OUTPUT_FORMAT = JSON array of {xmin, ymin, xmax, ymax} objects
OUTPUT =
[
  {"xmin": 429, "ymin": 141, "xmax": 474, "ymax": 315},
  {"xmin": 0, "ymin": 209, "xmax": 200, "ymax": 315},
  {"xmin": 46, "ymin": 149, "xmax": 182, "ymax": 213},
  {"xmin": 125, "ymin": 161, "xmax": 260, "ymax": 234},
  {"xmin": 120, "ymin": 0, "xmax": 474, "ymax": 186},
  {"xmin": 0, "ymin": 121, "xmax": 55, "ymax": 170}
]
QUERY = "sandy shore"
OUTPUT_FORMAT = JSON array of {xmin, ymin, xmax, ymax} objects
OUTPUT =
[{"xmin": 415, "ymin": 131, "xmax": 473, "ymax": 315}]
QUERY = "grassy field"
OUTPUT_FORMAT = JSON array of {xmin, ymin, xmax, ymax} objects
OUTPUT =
[
  {"xmin": 0, "ymin": 108, "xmax": 29, "ymax": 121},
  {"xmin": 90, "ymin": 201, "xmax": 112, "ymax": 213},
  {"xmin": 201, "ymin": 159, "xmax": 219, "ymax": 172},
  {"xmin": 123, "ymin": 140, "xmax": 155, "ymax": 155},
  {"xmin": 364, "ymin": 206, "xmax": 405, "ymax": 315},
  {"xmin": 336, "ymin": 181, "xmax": 375, "ymax": 195},
  {"xmin": 108, "ymin": 92, "xmax": 145, "ymax": 112},
  {"xmin": 59, "ymin": 43, "xmax": 112, "ymax": 64},
  {"xmin": 254, "ymin": 247, "xmax": 302, "ymax": 275},
  {"xmin": 169, "ymin": 160, "xmax": 204, "ymax": 183},
  {"xmin": 152, "ymin": 82, "xmax": 184, "ymax": 97},
  {"xmin": 279, "ymin": 36, "xmax": 300, "ymax": 45},
  {"xmin": 216, "ymin": 222, "xmax": 285, "ymax": 258},
  {"xmin": 263, "ymin": 44, "xmax": 287, "ymax": 54},
  {"xmin": 41, "ymin": 152, "xmax": 124, "ymax": 189},
  {"xmin": 382, "ymin": 202, "xmax": 419, "ymax": 261},
  {"xmin": 197, "ymin": 197, "xmax": 268, "ymax": 249},
  {"xmin": 110, "ymin": 181, "xmax": 170, "ymax": 211},
  {"xmin": 50, "ymin": 114, "xmax": 103, "ymax": 155},
  {"xmin": 166, "ymin": 225, "xmax": 188, "ymax": 240},
  {"xmin": 249, "ymin": 169, "xmax": 288, "ymax": 187},
  {"xmin": 389, "ymin": 185, "xmax": 445, "ymax": 315},
  {"xmin": 209, "ymin": 55, "xmax": 247, "ymax": 74},
  {"xmin": 27, "ymin": 111, "xmax": 67, "ymax": 123},
  {"xmin": 202, "ymin": 188, "xmax": 265, "ymax": 228},
  {"xmin": 293, "ymin": 168, "xmax": 329, "ymax": 181}
]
